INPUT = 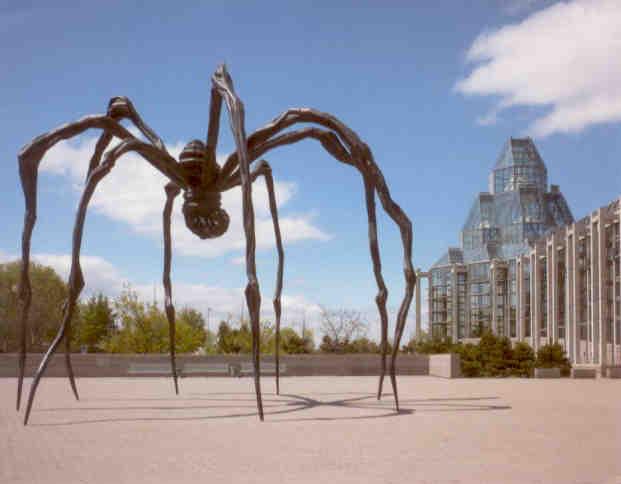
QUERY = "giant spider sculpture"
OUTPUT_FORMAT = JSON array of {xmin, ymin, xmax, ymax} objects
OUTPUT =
[{"xmin": 16, "ymin": 65, "xmax": 416, "ymax": 425}]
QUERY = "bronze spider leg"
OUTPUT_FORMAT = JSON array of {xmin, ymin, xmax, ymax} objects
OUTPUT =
[
  {"xmin": 162, "ymin": 182, "xmax": 181, "ymax": 395},
  {"xmin": 224, "ymin": 160, "xmax": 284, "ymax": 395},
  {"xmin": 22, "ymin": 138, "xmax": 184, "ymax": 425},
  {"xmin": 221, "ymin": 121, "xmax": 415, "ymax": 411},
  {"xmin": 362, "ymin": 174, "xmax": 390, "ymax": 399},
  {"xmin": 16, "ymin": 99, "xmax": 179, "ymax": 412},
  {"xmin": 16, "ymin": 116, "xmax": 132, "ymax": 411},
  {"xmin": 212, "ymin": 66, "xmax": 264, "ymax": 420}
]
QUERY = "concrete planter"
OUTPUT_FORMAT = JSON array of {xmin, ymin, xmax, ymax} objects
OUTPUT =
[
  {"xmin": 534, "ymin": 367, "xmax": 561, "ymax": 378},
  {"xmin": 571, "ymin": 367, "xmax": 597, "ymax": 379},
  {"xmin": 429, "ymin": 353, "xmax": 461, "ymax": 378},
  {"xmin": 605, "ymin": 367, "xmax": 621, "ymax": 378}
]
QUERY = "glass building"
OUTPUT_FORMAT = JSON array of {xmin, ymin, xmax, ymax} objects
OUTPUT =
[{"xmin": 414, "ymin": 138, "xmax": 621, "ymax": 370}]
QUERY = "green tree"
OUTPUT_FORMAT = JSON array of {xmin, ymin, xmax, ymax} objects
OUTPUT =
[
  {"xmin": 0, "ymin": 260, "xmax": 68, "ymax": 352},
  {"xmin": 105, "ymin": 288, "xmax": 207, "ymax": 354},
  {"xmin": 104, "ymin": 289, "xmax": 166, "ymax": 353},
  {"xmin": 176, "ymin": 307, "xmax": 207, "ymax": 352},
  {"xmin": 280, "ymin": 327, "xmax": 314, "ymax": 354},
  {"xmin": 177, "ymin": 307, "xmax": 205, "ymax": 332},
  {"xmin": 73, "ymin": 293, "xmax": 115, "ymax": 352},
  {"xmin": 216, "ymin": 320, "xmax": 235, "ymax": 353},
  {"xmin": 216, "ymin": 318, "xmax": 275, "ymax": 354}
]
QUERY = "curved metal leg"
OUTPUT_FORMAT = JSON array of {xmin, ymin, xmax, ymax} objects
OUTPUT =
[
  {"xmin": 23, "ymin": 161, "xmax": 111, "ymax": 424},
  {"xmin": 15, "ymin": 122, "xmax": 128, "ymax": 411},
  {"xmin": 64, "ymin": 316, "xmax": 79, "ymax": 401},
  {"xmin": 216, "ymin": 66, "xmax": 415, "ymax": 413},
  {"xmin": 362, "ymin": 175, "xmax": 390, "ymax": 400},
  {"xmin": 163, "ymin": 182, "xmax": 181, "ymax": 395},
  {"xmin": 213, "ymin": 65, "xmax": 264, "ymax": 420},
  {"xmin": 223, "ymin": 160, "xmax": 285, "ymax": 395},
  {"xmin": 23, "ymin": 137, "xmax": 164, "ymax": 425},
  {"xmin": 258, "ymin": 161, "xmax": 284, "ymax": 395}
]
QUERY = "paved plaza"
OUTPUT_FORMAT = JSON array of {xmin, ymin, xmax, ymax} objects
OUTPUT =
[{"xmin": 1, "ymin": 376, "xmax": 620, "ymax": 484}]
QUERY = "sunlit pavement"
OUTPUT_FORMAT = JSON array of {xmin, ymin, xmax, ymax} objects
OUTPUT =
[{"xmin": 1, "ymin": 376, "xmax": 620, "ymax": 484}]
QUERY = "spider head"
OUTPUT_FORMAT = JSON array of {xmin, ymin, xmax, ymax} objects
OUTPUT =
[
  {"xmin": 182, "ymin": 190, "xmax": 230, "ymax": 239},
  {"xmin": 179, "ymin": 139, "xmax": 220, "ymax": 187}
]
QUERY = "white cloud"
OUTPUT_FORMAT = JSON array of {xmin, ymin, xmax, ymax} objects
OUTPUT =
[
  {"xmin": 41, "ymin": 132, "xmax": 330, "ymax": 258},
  {"xmin": 32, "ymin": 253, "xmax": 125, "ymax": 294},
  {"xmin": 455, "ymin": 0, "xmax": 621, "ymax": 137},
  {"xmin": 230, "ymin": 256, "xmax": 245, "ymax": 265},
  {"xmin": 0, "ymin": 250, "xmax": 124, "ymax": 295}
]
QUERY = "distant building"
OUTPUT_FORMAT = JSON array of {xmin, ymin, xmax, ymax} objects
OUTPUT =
[{"xmin": 414, "ymin": 138, "xmax": 621, "ymax": 369}]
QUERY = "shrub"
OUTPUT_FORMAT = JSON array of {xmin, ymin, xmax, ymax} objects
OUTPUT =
[
  {"xmin": 402, "ymin": 336, "xmax": 455, "ymax": 355},
  {"xmin": 454, "ymin": 343, "xmax": 482, "ymax": 377},
  {"xmin": 402, "ymin": 330, "xmax": 542, "ymax": 378},
  {"xmin": 452, "ymin": 331, "xmax": 537, "ymax": 378},
  {"xmin": 536, "ymin": 343, "xmax": 571, "ymax": 376}
]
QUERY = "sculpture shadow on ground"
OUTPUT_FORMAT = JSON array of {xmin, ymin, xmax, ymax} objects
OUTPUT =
[{"xmin": 29, "ymin": 393, "xmax": 511, "ymax": 427}]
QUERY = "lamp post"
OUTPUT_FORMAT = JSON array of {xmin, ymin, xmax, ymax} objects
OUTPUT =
[{"xmin": 207, "ymin": 307, "xmax": 212, "ymax": 334}]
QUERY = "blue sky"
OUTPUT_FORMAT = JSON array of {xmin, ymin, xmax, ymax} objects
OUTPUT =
[{"xmin": 1, "ymin": 0, "xmax": 620, "ymax": 341}]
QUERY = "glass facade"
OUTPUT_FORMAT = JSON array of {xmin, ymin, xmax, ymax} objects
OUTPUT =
[
  {"xmin": 430, "ymin": 138, "xmax": 574, "ymax": 340},
  {"xmin": 424, "ymin": 139, "xmax": 620, "ymax": 369}
]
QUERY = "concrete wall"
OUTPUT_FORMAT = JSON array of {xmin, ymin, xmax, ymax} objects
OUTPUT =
[
  {"xmin": 428, "ymin": 354, "xmax": 461, "ymax": 378},
  {"xmin": 0, "ymin": 353, "xmax": 430, "ymax": 378}
]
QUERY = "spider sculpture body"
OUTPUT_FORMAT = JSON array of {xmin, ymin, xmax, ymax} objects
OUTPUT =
[{"xmin": 15, "ymin": 65, "xmax": 416, "ymax": 425}]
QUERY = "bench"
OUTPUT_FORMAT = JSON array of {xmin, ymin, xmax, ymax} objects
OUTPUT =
[
  {"xmin": 127, "ymin": 363, "xmax": 174, "ymax": 375},
  {"xmin": 239, "ymin": 362, "xmax": 287, "ymax": 376},
  {"xmin": 181, "ymin": 363, "xmax": 232, "ymax": 377}
]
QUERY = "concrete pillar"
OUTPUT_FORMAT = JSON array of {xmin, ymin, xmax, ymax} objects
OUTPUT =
[
  {"xmin": 506, "ymin": 263, "xmax": 512, "ymax": 338},
  {"xmin": 548, "ymin": 235, "xmax": 557, "ymax": 344},
  {"xmin": 491, "ymin": 261, "xmax": 497, "ymax": 335},
  {"xmin": 415, "ymin": 269, "xmax": 422, "ymax": 340},
  {"xmin": 517, "ymin": 257, "xmax": 524, "ymax": 341},
  {"xmin": 530, "ymin": 248, "xmax": 540, "ymax": 353},
  {"xmin": 465, "ymin": 269, "xmax": 472, "ymax": 339},
  {"xmin": 610, "ymin": 197, "xmax": 621, "ymax": 365},
  {"xmin": 612, "ymin": 251, "xmax": 617, "ymax": 365},
  {"xmin": 451, "ymin": 267, "xmax": 458, "ymax": 341},
  {"xmin": 590, "ymin": 213, "xmax": 601, "ymax": 365},
  {"xmin": 572, "ymin": 229, "xmax": 586, "ymax": 363},
  {"xmin": 596, "ymin": 208, "xmax": 607, "ymax": 367},
  {"xmin": 566, "ymin": 228, "xmax": 576, "ymax": 363},
  {"xmin": 427, "ymin": 273, "xmax": 433, "ymax": 340}
]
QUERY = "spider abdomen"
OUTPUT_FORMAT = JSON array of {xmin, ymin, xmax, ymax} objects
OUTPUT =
[{"xmin": 182, "ymin": 189, "xmax": 230, "ymax": 239}]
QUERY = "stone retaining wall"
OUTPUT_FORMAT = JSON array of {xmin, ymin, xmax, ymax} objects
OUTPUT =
[{"xmin": 0, "ymin": 353, "xmax": 429, "ymax": 378}]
